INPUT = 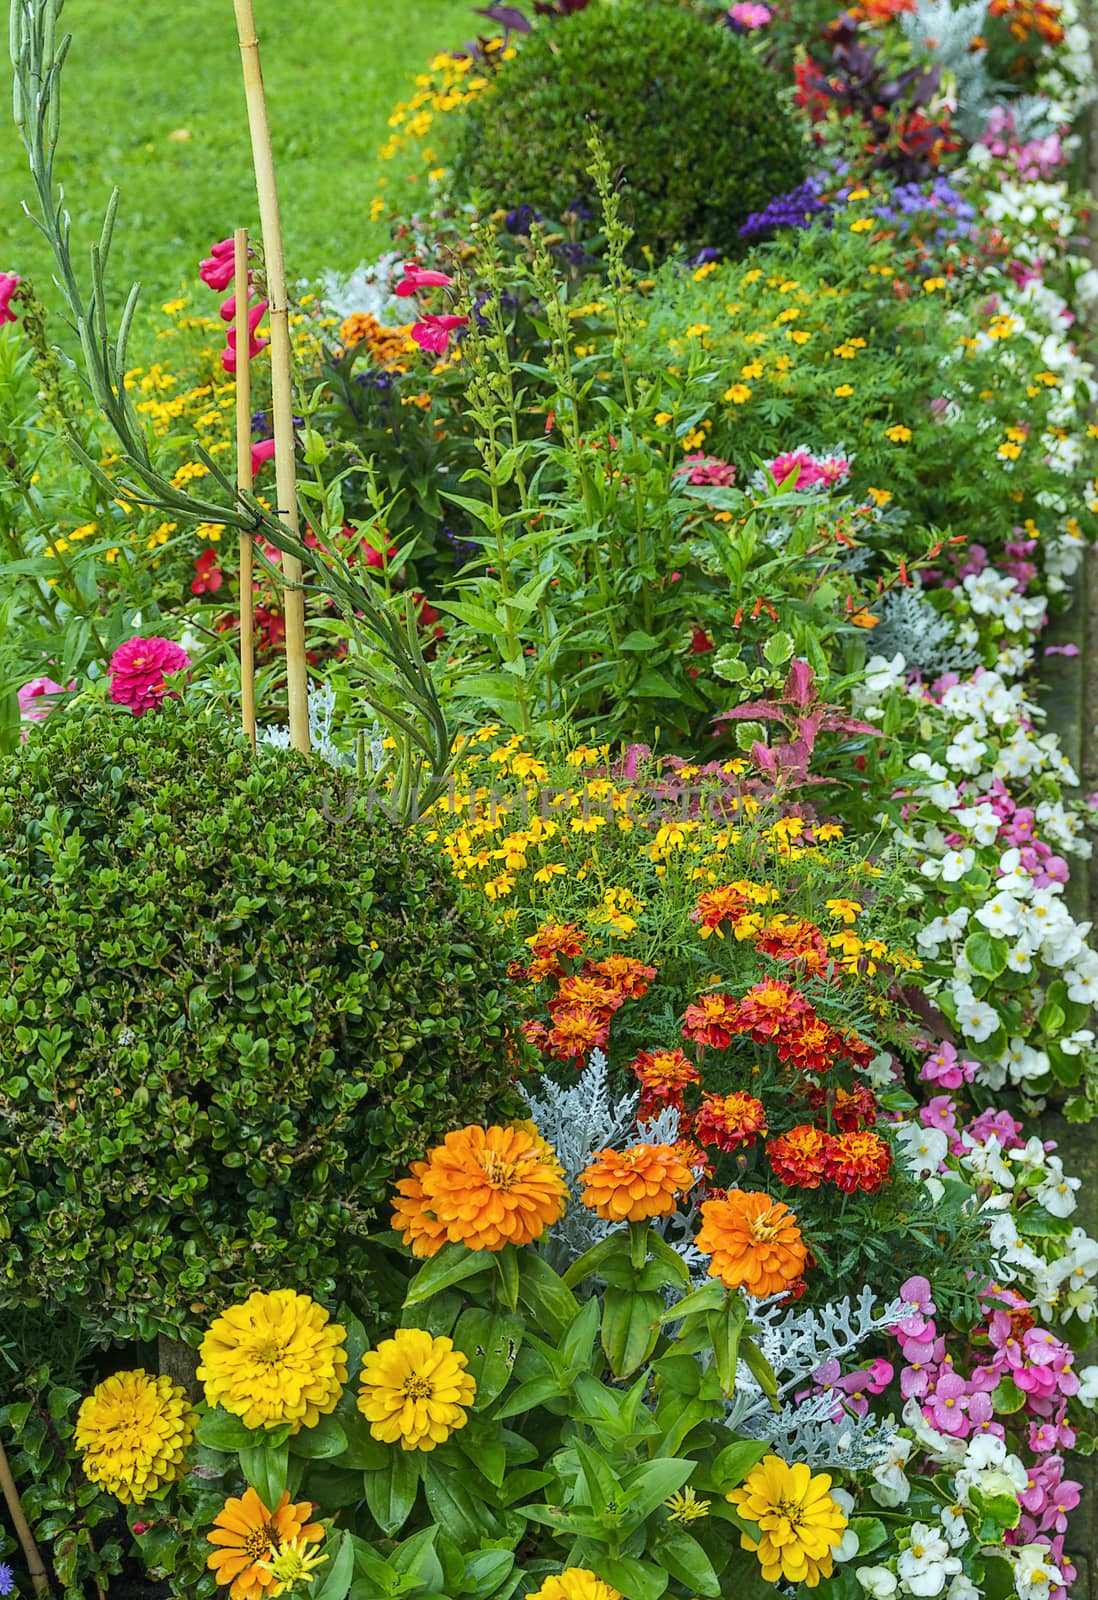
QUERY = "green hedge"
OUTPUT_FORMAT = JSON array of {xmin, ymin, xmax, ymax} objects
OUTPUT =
[{"xmin": 0, "ymin": 707, "xmax": 525, "ymax": 1343}]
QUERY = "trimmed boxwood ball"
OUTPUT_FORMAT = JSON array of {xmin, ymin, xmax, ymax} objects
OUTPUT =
[
  {"xmin": 0, "ymin": 706, "xmax": 526, "ymax": 1343},
  {"xmin": 455, "ymin": 0, "xmax": 806, "ymax": 260}
]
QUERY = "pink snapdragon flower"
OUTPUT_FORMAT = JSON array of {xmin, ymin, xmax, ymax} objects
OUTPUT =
[
  {"xmin": 221, "ymin": 302, "xmax": 269, "ymax": 373},
  {"xmin": 410, "ymin": 313, "xmax": 468, "ymax": 354},
  {"xmin": 199, "ymin": 238, "xmax": 236, "ymax": 292},
  {"xmin": 108, "ymin": 637, "xmax": 190, "ymax": 716},
  {"xmin": 0, "ymin": 272, "xmax": 20, "ymax": 325},
  {"xmin": 395, "ymin": 261, "xmax": 455, "ymax": 295},
  {"xmin": 251, "ymin": 437, "xmax": 277, "ymax": 476}
]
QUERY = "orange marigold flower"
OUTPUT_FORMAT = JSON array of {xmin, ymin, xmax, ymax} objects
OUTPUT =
[
  {"xmin": 775, "ymin": 1014, "xmax": 843, "ymax": 1075},
  {"xmin": 735, "ymin": 980, "xmax": 810, "ymax": 1040},
  {"xmin": 754, "ymin": 917, "xmax": 828, "ymax": 972},
  {"xmin": 681, "ymin": 992, "xmax": 740, "ymax": 1049},
  {"xmin": 696, "ymin": 1190, "xmax": 808, "ymax": 1298},
  {"xmin": 825, "ymin": 1129, "xmax": 893, "ymax": 1194},
  {"xmin": 391, "ymin": 1159, "xmax": 450, "ymax": 1258},
  {"xmin": 767, "ymin": 1125, "xmax": 835, "ymax": 1189},
  {"xmin": 632, "ymin": 1048, "xmax": 701, "ymax": 1106},
  {"xmin": 580, "ymin": 1142, "xmax": 695, "ymax": 1222},
  {"xmin": 546, "ymin": 1004, "xmax": 611, "ymax": 1061},
  {"xmin": 693, "ymin": 885, "xmax": 751, "ymax": 938},
  {"xmin": 399, "ymin": 1124, "xmax": 567, "ymax": 1253},
  {"xmin": 525, "ymin": 922, "xmax": 587, "ymax": 978},
  {"xmin": 587, "ymin": 955, "xmax": 657, "ymax": 999},
  {"xmin": 834, "ymin": 1028, "xmax": 874, "ymax": 1071},
  {"xmin": 549, "ymin": 974, "xmax": 625, "ymax": 1018},
  {"xmin": 694, "ymin": 1091, "xmax": 768, "ymax": 1153},
  {"xmin": 810, "ymin": 1082, "xmax": 880, "ymax": 1131},
  {"xmin": 521, "ymin": 1018, "xmax": 551, "ymax": 1052}
]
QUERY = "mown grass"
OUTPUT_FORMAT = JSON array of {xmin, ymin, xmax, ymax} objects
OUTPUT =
[{"xmin": 1, "ymin": 0, "xmax": 475, "ymax": 315}]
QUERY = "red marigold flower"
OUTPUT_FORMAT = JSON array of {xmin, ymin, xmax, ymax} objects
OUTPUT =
[
  {"xmin": 549, "ymin": 974, "xmax": 624, "ymax": 1020},
  {"xmin": 820, "ymin": 1083, "xmax": 881, "ymax": 1132},
  {"xmin": 587, "ymin": 955, "xmax": 657, "ymax": 999},
  {"xmin": 754, "ymin": 916, "xmax": 828, "ymax": 971},
  {"xmin": 526, "ymin": 922, "xmax": 588, "ymax": 974},
  {"xmin": 694, "ymin": 1091, "xmax": 768, "ymax": 1153},
  {"xmin": 693, "ymin": 885, "xmax": 751, "ymax": 939},
  {"xmin": 632, "ymin": 1048, "xmax": 700, "ymax": 1107},
  {"xmin": 546, "ymin": 1005, "xmax": 610, "ymax": 1062},
  {"xmin": 825, "ymin": 1130, "xmax": 893, "ymax": 1194},
  {"xmin": 735, "ymin": 979, "xmax": 810, "ymax": 1040},
  {"xmin": 682, "ymin": 992, "xmax": 741, "ymax": 1050},
  {"xmin": 834, "ymin": 1029, "xmax": 874, "ymax": 1071},
  {"xmin": 520, "ymin": 1019, "xmax": 550, "ymax": 1052},
  {"xmin": 776, "ymin": 1014, "xmax": 844, "ymax": 1075},
  {"xmin": 767, "ymin": 1124, "xmax": 835, "ymax": 1189}
]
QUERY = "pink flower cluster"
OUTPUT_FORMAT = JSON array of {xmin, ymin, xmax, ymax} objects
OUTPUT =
[
  {"xmin": 199, "ymin": 238, "xmax": 269, "ymax": 374},
  {"xmin": 0, "ymin": 272, "xmax": 20, "ymax": 326},
  {"xmin": 395, "ymin": 260, "xmax": 468, "ymax": 354},
  {"xmin": 673, "ymin": 453, "xmax": 737, "ymax": 488},
  {"xmin": 728, "ymin": 1, "xmax": 772, "ymax": 27},
  {"xmin": 108, "ymin": 637, "xmax": 190, "ymax": 716},
  {"xmin": 919, "ymin": 1040, "xmax": 979, "ymax": 1090},
  {"xmin": 765, "ymin": 447, "xmax": 851, "ymax": 492},
  {"xmin": 984, "ymin": 108, "xmax": 1066, "ymax": 180},
  {"xmin": 809, "ymin": 1355, "xmax": 894, "ymax": 1420}
]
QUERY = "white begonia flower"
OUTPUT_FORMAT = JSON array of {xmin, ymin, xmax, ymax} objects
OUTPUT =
[
  {"xmin": 973, "ymin": 893, "xmax": 1023, "ymax": 937},
  {"xmin": 1076, "ymin": 1364, "xmax": 1098, "ymax": 1407},
  {"xmin": 864, "ymin": 653, "xmax": 908, "ymax": 695},
  {"xmin": 945, "ymin": 1578, "xmax": 979, "ymax": 1600},
  {"xmin": 870, "ymin": 1435, "xmax": 913, "ymax": 1507},
  {"xmin": 832, "ymin": 1489, "xmax": 859, "ymax": 1563},
  {"xmin": 997, "ymin": 731, "xmax": 1043, "ymax": 778},
  {"xmin": 997, "ymin": 1038, "xmax": 1050, "ymax": 1084},
  {"xmin": 1012, "ymin": 1545, "xmax": 1062, "ymax": 1600},
  {"xmin": 1058, "ymin": 1027, "xmax": 1095, "ymax": 1056},
  {"xmin": 939, "ymin": 849, "xmax": 975, "ymax": 883},
  {"xmin": 945, "ymin": 727, "xmax": 988, "ymax": 775},
  {"xmin": 960, "ymin": 1134, "xmax": 1015, "ymax": 1189},
  {"xmin": 856, "ymin": 1568, "xmax": 898, "ymax": 1599},
  {"xmin": 1036, "ymin": 1158, "xmax": 1080, "ymax": 1218},
  {"xmin": 952, "ymin": 803, "xmax": 998, "ymax": 845},
  {"xmin": 897, "ymin": 1523, "xmax": 962, "ymax": 1597},
  {"xmin": 952, "ymin": 984, "xmax": 999, "ymax": 1043},
  {"xmin": 897, "ymin": 1123, "xmax": 948, "ymax": 1180},
  {"xmin": 910, "ymin": 754, "xmax": 948, "ymax": 780},
  {"xmin": 938, "ymin": 1504, "xmax": 968, "ymax": 1547},
  {"xmin": 1066, "ymin": 961, "xmax": 1098, "ymax": 1004},
  {"xmin": 1006, "ymin": 946, "xmax": 1033, "ymax": 973}
]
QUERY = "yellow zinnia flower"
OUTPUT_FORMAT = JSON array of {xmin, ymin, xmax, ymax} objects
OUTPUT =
[
  {"xmin": 197, "ymin": 1290, "xmax": 348, "ymax": 1433},
  {"xmin": 74, "ymin": 1370, "xmax": 197, "ymax": 1504},
  {"xmin": 727, "ymin": 1455, "xmax": 847, "ymax": 1587},
  {"xmin": 357, "ymin": 1329, "xmax": 476, "ymax": 1451},
  {"xmin": 526, "ymin": 1571, "xmax": 622, "ymax": 1600}
]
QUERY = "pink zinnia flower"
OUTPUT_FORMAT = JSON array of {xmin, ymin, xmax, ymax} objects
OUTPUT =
[
  {"xmin": 200, "ymin": 239, "xmax": 236, "ymax": 292},
  {"xmin": 411, "ymin": 313, "xmax": 468, "ymax": 354},
  {"xmin": 17, "ymin": 676, "xmax": 69, "ymax": 724},
  {"xmin": 108, "ymin": 637, "xmax": 191, "ymax": 716},
  {"xmin": 729, "ymin": 1, "xmax": 772, "ymax": 26},
  {"xmin": 395, "ymin": 261, "xmax": 454, "ymax": 296},
  {"xmin": 0, "ymin": 273, "xmax": 20, "ymax": 326}
]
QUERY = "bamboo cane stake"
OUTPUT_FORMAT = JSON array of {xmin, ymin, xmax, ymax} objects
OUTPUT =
[
  {"xmin": 0, "ymin": 1433, "xmax": 51, "ymax": 1596},
  {"xmin": 232, "ymin": 0, "xmax": 310, "ymax": 754},
  {"xmin": 234, "ymin": 228, "xmax": 258, "ymax": 752}
]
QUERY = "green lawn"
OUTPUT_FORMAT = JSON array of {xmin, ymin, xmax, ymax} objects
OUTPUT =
[{"xmin": 2, "ymin": 0, "xmax": 475, "ymax": 314}]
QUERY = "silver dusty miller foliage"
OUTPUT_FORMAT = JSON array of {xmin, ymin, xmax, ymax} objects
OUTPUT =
[
  {"xmin": 526, "ymin": 1056, "xmax": 908, "ymax": 1466},
  {"xmin": 870, "ymin": 585, "xmax": 979, "ymax": 679}
]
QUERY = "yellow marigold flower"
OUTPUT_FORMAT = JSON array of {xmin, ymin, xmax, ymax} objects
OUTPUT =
[
  {"xmin": 358, "ymin": 1329, "xmax": 475, "ymax": 1451},
  {"xmin": 834, "ymin": 384, "xmax": 854, "ymax": 397},
  {"xmin": 75, "ymin": 1370, "xmax": 196, "ymax": 1504},
  {"xmin": 580, "ymin": 1143, "xmax": 694, "ymax": 1223},
  {"xmin": 207, "ymin": 1488, "xmax": 324, "ymax": 1600},
  {"xmin": 885, "ymin": 424, "xmax": 912, "ymax": 443},
  {"xmin": 526, "ymin": 1571, "xmax": 622, "ymax": 1600},
  {"xmin": 400, "ymin": 1123, "xmax": 568, "ymax": 1253},
  {"xmin": 727, "ymin": 1455, "xmax": 847, "ymax": 1587},
  {"xmin": 923, "ymin": 276, "xmax": 947, "ymax": 292},
  {"xmin": 197, "ymin": 1291, "xmax": 348, "ymax": 1433},
  {"xmin": 998, "ymin": 441, "xmax": 1022, "ymax": 460},
  {"xmin": 849, "ymin": 217, "xmax": 873, "ymax": 232},
  {"xmin": 825, "ymin": 897, "xmax": 862, "ymax": 924},
  {"xmin": 653, "ymin": 411, "xmax": 673, "ymax": 425},
  {"xmin": 723, "ymin": 383, "xmax": 752, "ymax": 404}
]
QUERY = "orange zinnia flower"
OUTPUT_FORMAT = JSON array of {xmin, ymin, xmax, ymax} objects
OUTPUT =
[
  {"xmin": 391, "ymin": 1159, "xmax": 449, "ymax": 1258},
  {"xmin": 419, "ymin": 1123, "xmax": 567, "ymax": 1251},
  {"xmin": 696, "ymin": 1190, "xmax": 808, "ymax": 1298},
  {"xmin": 206, "ymin": 1488, "xmax": 324, "ymax": 1600},
  {"xmin": 580, "ymin": 1143, "xmax": 695, "ymax": 1222}
]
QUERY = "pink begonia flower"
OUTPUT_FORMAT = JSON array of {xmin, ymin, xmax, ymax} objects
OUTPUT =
[
  {"xmin": 0, "ymin": 273, "xmax": 20, "ymax": 326},
  {"xmin": 728, "ymin": 0, "xmax": 772, "ymax": 25},
  {"xmin": 108, "ymin": 637, "xmax": 191, "ymax": 717},
  {"xmin": 200, "ymin": 239, "xmax": 236, "ymax": 292},
  {"xmin": 17, "ymin": 676, "xmax": 70, "ymax": 721},
  {"xmin": 222, "ymin": 303, "xmax": 270, "ymax": 373},
  {"xmin": 395, "ymin": 261, "xmax": 455, "ymax": 296},
  {"xmin": 251, "ymin": 437, "xmax": 277, "ymax": 476},
  {"xmin": 411, "ymin": 313, "xmax": 468, "ymax": 354}
]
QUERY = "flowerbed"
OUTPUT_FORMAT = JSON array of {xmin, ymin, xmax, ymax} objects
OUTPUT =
[{"xmin": 3, "ymin": 0, "xmax": 1098, "ymax": 1599}]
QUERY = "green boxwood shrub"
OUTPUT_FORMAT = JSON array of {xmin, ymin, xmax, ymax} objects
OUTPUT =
[
  {"xmin": 454, "ymin": 0, "xmax": 806, "ymax": 260},
  {"xmin": 0, "ymin": 707, "xmax": 526, "ymax": 1344}
]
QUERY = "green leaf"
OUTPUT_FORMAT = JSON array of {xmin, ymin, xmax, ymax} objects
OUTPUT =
[
  {"xmin": 422, "ymin": 1459, "xmax": 496, "ymax": 1545},
  {"xmin": 619, "ymin": 1457, "xmax": 695, "ymax": 1526},
  {"xmin": 453, "ymin": 1308, "xmax": 524, "ymax": 1406},
  {"xmin": 404, "ymin": 1242, "xmax": 493, "ymax": 1307},
  {"xmin": 518, "ymin": 1249, "xmax": 580, "ymax": 1337},
  {"xmin": 851, "ymin": 1516, "xmax": 888, "ymax": 1556},
  {"xmin": 196, "ymin": 1409, "xmax": 261, "ymax": 1453},
  {"xmin": 964, "ymin": 931, "xmax": 1009, "ymax": 981},
  {"xmin": 561, "ymin": 1232, "xmax": 625, "ymax": 1289},
  {"xmin": 991, "ymin": 1376, "xmax": 1026, "ymax": 1414},
  {"xmin": 592, "ymin": 1556, "xmax": 668, "ymax": 1600},
  {"xmin": 311, "ymin": 1532, "xmax": 355, "ymax": 1600},
  {"xmin": 289, "ymin": 1415, "xmax": 348, "ymax": 1460},
  {"xmin": 363, "ymin": 1449, "xmax": 420, "ymax": 1536},
  {"xmin": 706, "ymin": 1297, "xmax": 747, "ymax": 1397},
  {"xmin": 710, "ymin": 1438, "xmax": 769, "ymax": 1491},
  {"xmin": 240, "ymin": 1439, "xmax": 289, "ymax": 1510},
  {"xmin": 652, "ymin": 1528, "xmax": 721, "ymax": 1597},
  {"xmin": 1016, "ymin": 1204, "xmax": 1073, "ymax": 1238},
  {"xmin": 600, "ymin": 1286, "xmax": 663, "ymax": 1378},
  {"xmin": 660, "ymin": 1280, "xmax": 729, "ymax": 1324},
  {"xmin": 461, "ymin": 1548, "xmax": 515, "ymax": 1599}
]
